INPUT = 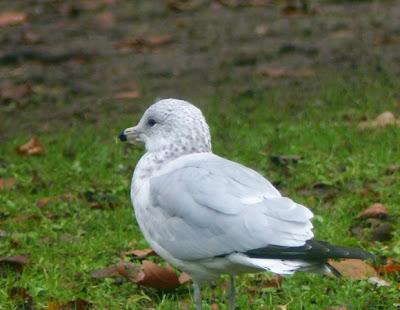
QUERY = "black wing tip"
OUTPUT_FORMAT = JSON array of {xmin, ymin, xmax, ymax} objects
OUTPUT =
[{"xmin": 244, "ymin": 239, "xmax": 376, "ymax": 262}]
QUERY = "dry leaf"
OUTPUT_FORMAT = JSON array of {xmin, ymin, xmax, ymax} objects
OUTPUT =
[
  {"xmin": 95, "ymin": 12, "xmax": 115, "ymax": 28},
  {"xmin": 132, "ymin": 260, "xmax": 181, "ymax": 290},
  {"xmin": 261, "ymin": 67, "xmax": 315, "ymax": 78},
  {"xmin": 0, "ymin": 11, "xmax": 27, "ymax": 27},
  {"xmin": 261, "ymin": 275, "xmax": 282, "ymax": 288},
  {"xmin": 0, "ymin": 178, "xmax": 16, "ymax": 190},
  {"xmin": 326, "ymin": 307, "xmax": 347, "ymax": 310},
  {"xmin": 114, "ymin": 34, "xmax": 173, "ymax": 52},
  {"xmin": 121, "ymin": 248, "xmax": 157, "ymax": 259},
  {"xmin": 114, "ymin": 90, "xmax": 141, "ymax": 99},
  {"xmin": 91, "ymin": 264, "xmax": 122, "ymax": 279},
  {"xmin": 47, "ymin": 298, "xmax": 91, "ymax": 310},
  {"xmin": 211, "ymin": 303, "xmax": 220, "ymax": 310},
  {"xmin": 178, "ymin": 272, "xmax": 192, "ymax": 285},
  {"xmin": 36, "ymin": 194, "xmax": 75, "ymax": 208},
  {"xmin": 9, "ymin": 287, "xmax": 33, "ymax": 305},
  {"xmin": 17, "ymin": 137, "xmax": 44, "ymax": 155},
  {"xmin": 328, "ymin": 259, "xmax": 377, "ymax": 280},
  {"xmin": 385, "ymin": 164, "xmax": 400, "ymax": 175},
  {"xmin": 167, "ymin": 0, "xmax": 204, "ymax": 11},
  {"xmin": 356, "ymin": 203, "xmax": 388, "ymax": 220},
  {"xmin": 255, "ymin": 24, "xmax": 270, "ymax": 36},
  {"xmin": 376, "ymin": 260, "xmax": 400, "ymax": 275},
  {"xmin": 1, "ymin": 83, "xmax": 32, "ymax": 101},
  {"xmin": 0, "ymin": 255, "xmax": 29, "ymax": 272},
  {"xmin": 21, "ymin": 30, "xmax": 41, "ymax": 44},
  {"xmin": 216, "ymin": 0, "xmax": 272, "ymax": 8},
  {"xmin": 358, "ymin": 111, "xmax": 399, "ymax": 129}
]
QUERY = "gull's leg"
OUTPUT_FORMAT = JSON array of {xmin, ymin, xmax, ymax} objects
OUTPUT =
[
  {"xmin": 193, "ymin": 281, "xmax": 202, "ymax": 310},
  {"xmin": 228, "ymin": 275, "xmax": 236, "ymax": 310}
]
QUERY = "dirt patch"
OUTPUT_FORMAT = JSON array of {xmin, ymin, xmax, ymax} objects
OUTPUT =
[{"xmin": 1, "ymin": 0, "xmax": 400, "ymax": 140}]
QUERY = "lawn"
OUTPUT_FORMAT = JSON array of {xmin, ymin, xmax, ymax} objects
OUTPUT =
[{"xmin": 1, "ymin": 72, "xmax": 400, "ymax": 309}]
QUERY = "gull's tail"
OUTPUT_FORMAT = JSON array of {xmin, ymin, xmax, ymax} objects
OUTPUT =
[{"xmin": 231, "ymin": 239, "xmax": 376, "ymax": 276}]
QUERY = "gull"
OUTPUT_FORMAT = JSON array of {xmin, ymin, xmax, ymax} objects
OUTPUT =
[{"xmin": 118, "ymin": 99, "xmax": 374, "ymax": 310}]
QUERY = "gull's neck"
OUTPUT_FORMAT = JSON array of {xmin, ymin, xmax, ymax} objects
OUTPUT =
[{"xmin": 133, "ymin": 142, "xmax": 211, "ymax": 182}]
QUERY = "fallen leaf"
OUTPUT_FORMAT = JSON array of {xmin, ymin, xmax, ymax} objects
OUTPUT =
[
  {"xmin": 358, "ymin": 111, "xmax": 399, "ymax": 129},
  {"xmin": 261, "ymin": 275, "xmax": 282, "ymax": 288},
  {"xmin": 95, "ymin": 12, "xmax": 115, "ymax": 28},
  {"xmin": 167, "ymin": 0, "xmax": 204, "ymax": 11},
  {"xmin": 47, "ymin": 298, "xmax": 91, "ymax": 310},
  {"xmin": 356, "ymin": 203, "xmax": 389, "ymax": 220},
  {"xmin": 114, "ymin": 90, "xmax": 141, "ymax": 99},
  {"xmin": 91, "ymin": 264, "xmax": 122, "ymax": 279},
  {"xmin": 211, "ymin": 303, "xmax": 220, "ymax": 310},
  {"xmin": 376, "ymin": 260, "xmax": 400, "ymax": 275},
  {"xmin": 255, "ymin": 24, "xmax": 270, "ymax": 36},
  {"xmin": 372, "ymin": 35, "xmax": 400, "ymax": 46},
  {"xmin": 136, "ymin": 260, "xmax": 180, "ymax": 290},
  {"xmin": 178, "ymin": 272, "xmax": 192, "ymax": 285},
  {"xmin": 328, "ymin": 259, "xmax": 377, "ymax": 280},
  {"xmin": 0, "ymin": 177, "xmax": 16, "ymax": 190},
  {"xmin": 216, "ymin": 0, "xmax": 272, "ymax": 8},
  {"xmin": 17, "ymin": 137, "xmax": 44, "ymax": 156},
  {"xmin": 0, "ymin": 230, "xmax": 8, "ymax": 238},
  {"xmin": 261, "ymin": 67, "xmax": 315, "ymax": 78},
  {"xmin": 121, "ymin": 248, "xmax": 157, "ymax": 259},
  {"xmin": 37, "ymin": 197, "xmax": 51, "ymax": 208},
  {"xmin": 1, "ymin": 83, "xmax": 32, "ymax": 101},
  {"xmin": 113, "ymin": 34, "xmax": 173, "ymax": 52},
  {"xmin": 0, "ymin": 11, "xmax": 27, "ymax": 27},
  {"xmin": 21, "ymin": 30, "xmax": 42, "ymax": 44},
  {"xmin": 385, "ymin": 165, "xmax": 400, "ymax": 175},
  {"xmin": 326, "ymin": 307, "xmax": 347, "ymax": 310},
  {"xmin": 9, "ymin": 287, "xmax": 33, "ymax": 306},
  {"xmin": 0, "ymin": 255, "xmax": 29, "ymax": 272}
]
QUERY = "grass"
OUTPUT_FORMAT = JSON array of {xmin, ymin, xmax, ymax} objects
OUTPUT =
[{"xmin": 1, "ymin": 72, "xmax": 400, "ymax": 309}]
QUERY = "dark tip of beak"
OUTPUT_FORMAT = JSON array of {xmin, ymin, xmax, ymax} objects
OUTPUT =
[{"xmin": 118, "ymin": 131, "xmax": 127, "ymax": 142}]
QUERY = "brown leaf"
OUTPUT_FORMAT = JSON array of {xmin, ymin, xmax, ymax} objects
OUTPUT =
[
  {"xmin": 47, "ymin": 298, "xmax": 91, "ymax": 310},
  {"xmin": 0, "ymin": 11, "xmax": 27, "ymax": 27},
  {"xmin": 261, "ymin": 275, "xmax": 282, "ymax": 288},
  {"xmin": 0, "ymin": 177, "xmax": 16, "ymax": 190},
  {"xmin": 91, "ymin": 264, "xmax": 122, "ymax": 279},
  {"xmin": 326, "ymin": 307, "xmax": 347, "ymax": 310},
  {"xmin": 1, "ymin": 83, "xmax": 32, "ymax": 101},
  {"xmin": 373, "ymin": 35, "xmax": 400, "ymax": 46},
  {"xmin": 385, "ymin": 164, "xmax": 400, "ymax": 175},
  {"xmin": 17, "ymin": 137, "xmax": 44, "ymax": 155},
  {"xmin": 114, "ymin": 34, "xmax": 173, "ymax": 52},
  {"xmin": 21, "ymin": 30, "xmax": 42, "ymax": 44},
  {"xmin": 376, "ymin": 259, "xmax": 400, "ymax": 275},
  {"xmin": 0, "ymin": 254, "xmax": 29, "ymax": 272},
  {"xmin": 114, "ymin": 90, "xmax": 141, "ymax": 99},
  {"xmin": 216, "ymin": 0, "xmax": 272, "ymax": 8},
  {"xmin": 95, "ymin": 12, "xmax": 115, "ymax": 28},
  {"xmin": 178, "ymin": 272, "xmax": 192, "ymax": 285},
  {"xmin": 9, "ymin": 287, "xmax": 33, "ymax": 305},
  {"xmin": 211, "ymin": 303, "xmax": 220, "ymax": 310},
  {"xmin": 134, "ymin": 260, "xmax": 181, "ymax": 290},
  {"xmin": 121, "ymin": 248, "xmax": 157, "ymax": 259},
  {"xmin": 356, "ymin": 203, "xmax": 389, "ymax": 220},
  {"xmin": 328, "ymin": 259, "xmax": 377, "ymax": 280},
  {"xmin": 358, "ymin": 111, "xmax": 399, "ymax": 129},
  {"xmin": 167, "ymin": 0, "xmax": 204, "ymax": 11},
  {"xmin": 261, "ymin": 67, "xmax": 315, "ymax": 78},
  {"xmin": 36, "ymin": 194, "xmax": 76, "ymax": 208}
]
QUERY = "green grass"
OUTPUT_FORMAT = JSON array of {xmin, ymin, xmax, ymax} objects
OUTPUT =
[{"xmin": 1, "ymin": 73, "xmax": 400, "ymax": 309}]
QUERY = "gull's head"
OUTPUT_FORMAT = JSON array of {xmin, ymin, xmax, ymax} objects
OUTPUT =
[{"xmin": 119, "ymin": 99, "xmax": 211, "ymax": 154}]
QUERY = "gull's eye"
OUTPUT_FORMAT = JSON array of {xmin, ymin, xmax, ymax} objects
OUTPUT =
[{"xmin": 147, "ymin": 118, "xmax": 157, "ymax": 127}]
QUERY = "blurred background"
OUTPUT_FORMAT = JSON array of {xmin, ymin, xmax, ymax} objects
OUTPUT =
[{"xmin": 1, "ymin": 0, "xmax": 399, "ymax": 141}]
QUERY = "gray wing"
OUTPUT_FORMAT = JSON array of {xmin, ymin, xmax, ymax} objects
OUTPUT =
[{"xmin": 148, "ymin": 155, "xmax": 314, "ymax": 261}]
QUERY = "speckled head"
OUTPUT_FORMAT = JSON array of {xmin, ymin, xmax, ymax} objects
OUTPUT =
[{"xmin": 120, "ymin": 99, "xmax": 212, "ymax": 156}]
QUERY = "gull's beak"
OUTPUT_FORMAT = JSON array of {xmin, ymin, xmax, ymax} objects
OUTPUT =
[{"xmin": 118, "ymin": 126, "xmax": 140, "ymax": 143}]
